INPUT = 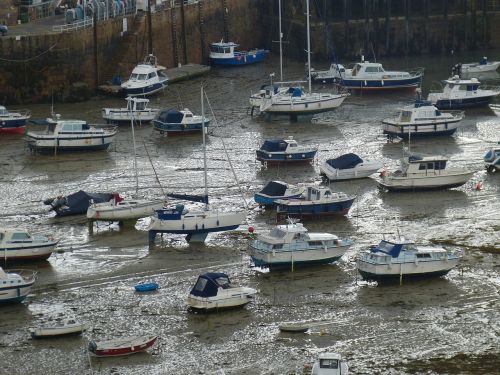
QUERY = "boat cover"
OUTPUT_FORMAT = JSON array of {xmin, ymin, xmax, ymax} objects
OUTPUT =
[
  {"xmin": 259, "ymin": 181, "xmax": 287, "ymax": 197},
  {"xmin": 190, "ymin": 272, "xmax": 230, "ymax": 298},
  {"xmin": 287, "ymin": 87, "xmax": 302, "ymax": 97},
  {"xmin": 260, "ymin": 140, "xmax": 288, "ymax": 152},
  {"xmin": 167, "ymin": 193, "xmax": 209, "ymax": 204},
  {"xmin": 157, "ymin": 109, "xmax": 183, "ymax": 124},
  {"xmin": 44, "ymin": 190, "xmax": 113, "ymax": 216},
  {"xmin": 326, "ymin": 153, "xmax": 363, "ymax": 170},
  {"xmin": 414, "ymin": 100, "xmax": 432, "ymax": 108}
]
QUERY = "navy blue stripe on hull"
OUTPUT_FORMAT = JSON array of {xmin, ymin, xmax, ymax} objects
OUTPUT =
[
  {"xmin": 358, "ymin": 269, "xmax": 452, "ymax": 282},
  {"xmin": 123, "ymin": 83, "xmax": 165, "ymax": 96},
  {"xmin": 380, "ymin": 181, "xmax": 468, "ymax": 191},
  {"xmin": 148, "ymin": 224, "xmax": 240, "ymax": 236},
  {"xmin": 340, "ymin": 76, "xmax": 421, "ymax": 90},
  {"xmin": 30, "ymin": 144, "xmax": 112, "ymax": 154},
  {"xmin": 252, "ymin": 256, "xmax": 342, "ymax": 269},
  {"xmin": 0, "ymin": 119, "xmax": 27, "ymax": 128},
  {"xmin": 435, "ymin": 96, "xmax": 495, "ymax": 109},
  {"xmin": 383, "ymin": 128, "xmax": 457, "ymax": 138}
]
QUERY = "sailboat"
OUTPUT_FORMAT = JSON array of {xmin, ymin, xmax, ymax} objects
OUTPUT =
[
  {"xmin": 258, "ymin": 0, "xmax": 349, "ymax": 115},
  {"xmin": 148, "ymin": 86, "xmax": 246, "ymax": 243},
  {"xmin": 87, "ymin": 98, "xmax": 164, "ymax": 222}
]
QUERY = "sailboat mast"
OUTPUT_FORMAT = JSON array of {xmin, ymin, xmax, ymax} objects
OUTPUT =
[
  {"xmin": 130, "ymin": 98, "xmax": 139, "ymax": 196},
  {"xmin": 279, "ymin": 0, "xmax": 283, "ymax": 81},
  {"xmin": 201, "ymin": 85, "xmax": 208, "ymax": 208},
  {"xmin": 306, "ymin": 0, "xmax": 312, "ymax": 93}
]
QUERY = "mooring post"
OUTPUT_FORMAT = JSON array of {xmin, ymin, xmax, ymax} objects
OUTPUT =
[
  {"xmin": 93, "ymin": 11, "xmax": 98, "ymax": 90},
  {"xmin": 180, "ymin": 0, "xmax": 188, "ymax": 65},
  {"xmin": 147, "ymin": 0, "xmax": 153, "ymax": 54},
  {"xmin": 88, "ymin": 220, "xmax": 93, "ymax": 235}
]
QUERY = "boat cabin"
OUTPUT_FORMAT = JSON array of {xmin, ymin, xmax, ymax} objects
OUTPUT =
[
  {"xmin": 348, "ymin": 61, "xmax": 411, "ymax": 79},
  {"xmin": 443, "ymin": 76, "xmax": 481, "ymax": 93},
  {"xmin": 190, "ymin": 272, "xmax": 232, "ymax": 298},
  {"xmin": 403, "ymin": 155, "xmax": 448, "ymax": 175},
  {"xmin": 259, "ymin": 137, "xmax": 298, "ymax": 153},
  {"xmin": 396, "ymin": 100, "xmax": 443, "ymax": 122},
  {"xmin": 128, "ymin": 64, "xmax": 160, "ymax": 82},
  {"xmin": 366, "ymin": 239, "xmax": 449, "ymax": 263},
  {"xmin": 326, "ymin": 153, "xmax": 363, "ymax": 170},
  {"xmin": 43, "ymin": 120, "xmax": 95, "ymax": 135},
  {"xmin": 0, "ymin": 229, "xmax": 35, "ymax": 244},
  {"xmin": 305, "ymin": 186, "xmax": 335, "ymax": 201},
  {"xmin": 209, "ymin": 41, "xmax": 238, "ymax": 57},
  {"xmin": 156, "ymin": 109, "xmax": 197, "ymax": 124},
  {"xmin": 126, "ymin": 97, "xmax": 150, "ymax": 111}
]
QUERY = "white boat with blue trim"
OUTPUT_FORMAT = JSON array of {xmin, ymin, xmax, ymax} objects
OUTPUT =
[
  {"xmin": 187, "ymin": 272, "xmax": 257, "ymax": 311},
  {"xmin": 382, "ymin": 100, "xmax": 464, "ymax": 139},
  {"xmin": 427, "ymin": 76, "xmax": 500, "ymax": 109},
  {"xmin": 0, "ymin": 267, "xmax": 37, "ymax": 304},
  {"xmin": 320, "ymin": 153, "xmax": 383, "ymax": 181},
  {"xmin": 357, "ymin": 239, "xmax": 459, "ymax": 281},
  {"xmin": 153, "ymin": 108, "xmax": 210, "ymax": 135},
  {"xmin": 1, "ymin": 229, "xmax": 58, "ymax": 262},
  {"xmin": 209, "ymin": 41, "xmax": 268, "ymax": 66},
  {"xmin": 484, "ymin": 142, "xmax": 500, "ymax": 172},
  {"xmin": 102, "ymin": 97, "xmax": 159, "ymax": 124},
  {"xmin": 121, "ymin": 54, "xmax": 168, "ymax": 97},
  {"xmin": 311, "ymin": 59, "xmax": 424, "ymax": 91},
  {"xmin": 311, "ymin": 352, "xmax": 349, "ymax": 375},
  {"xmin": 256, "ymin": 137, "xmax": 317, "ymax": 165},
  {"xmin": 460, "ymin": 57, "xmax": 500, "ymax": 74},
  {"xmin": 249, "ymin": 221, "xmax": 352, "ymax": 269},
  {"xmin": 0, "ymin": 105, "xmax": 31, "ymax": 134}
]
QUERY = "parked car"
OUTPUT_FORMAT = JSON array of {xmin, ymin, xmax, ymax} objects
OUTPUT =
[{"xmin": 0, "ymin": 25, "xmax": 8, "ymax": 36}]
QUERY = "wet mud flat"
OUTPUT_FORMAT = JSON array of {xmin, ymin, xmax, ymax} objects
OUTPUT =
[{"xmin": 0, "ymin": 53, "xmax": 499, "ymax": 374}]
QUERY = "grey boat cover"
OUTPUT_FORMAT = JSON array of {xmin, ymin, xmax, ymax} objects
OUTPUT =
[{"xmin": 259, "ymin": 181, "xmax": 287, "ymax": 197}]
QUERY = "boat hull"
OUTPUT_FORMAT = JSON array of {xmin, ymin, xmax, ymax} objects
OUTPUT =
[
  {"xmin": 379, "ymin": 171, "xmax": 474, "ymax": 191},
  {"xmin": 187, "ymin": 295, "xmax": 253, "ymax": 311},
  {"xmin": 87, "ymin": 200, "xmax": 164, "ymax": 221},
  {"xmin": 122, "ymin": 81, "xmax": 167, "ymax": 97},
  {"xmin": 433, "ymin": 95, "xmax": 496, "ymax": 109},
  {"xmin": 26, "ymin": 134, "xmax": 116, "ymax": 153},
  {"xmin": 1, "ymin": 242, "xmax": 56, "ymax": 262},
  {"xmin": 102, "ymin": 110, "xmax": 157, "ymax": 124},
  {"xmin": 0, "ymin": 280, "xmax": 35, "ymax": 304},
  {"xmin": 256, "ymin": 150, "xmax": 317, "ymax": 164},
  {"xmin": 0, "ymin": 123, "xmax": 26, "ymax": 134},
  {"xmin": 30, "ymin": 324, "xmax": 88, "ymax": 338},
  {"xmin": 276, "ymin": 197, "xmax": 355, "ymax": 217},
  {"xmin": 339, "ymin": 76, "xmax": 421, "ymax": 91},
  {"xmin": 153, "ymin": 120, "xmax": 210, "ymax": 135},
  {"xmin": 261, "ymin": 94, "xmax": 348, "ymax": 115},
  {"xmin": 210, "ymin": 50, "xmax": 268, "ymax": 66},
  {"xmin": 254, "ymin": 193, "xmax": 303, "ymax": 206},
  {"xmin": 89, "ymin": 335, "xmax": 157, "ymax": 357},
  {"xmin": 383, "ymin": 122, "xmax": 459, "ymax": 138},
  {"xmin": 320, "ymin": 164, "xmax": 382, "ymax": 181}
]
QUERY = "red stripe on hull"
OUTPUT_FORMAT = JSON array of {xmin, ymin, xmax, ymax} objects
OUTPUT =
[
  {"xmin": 93, "ymin": 337, "xmax": 157, "ymax": 357},
  {"xmin": 0, "ymin": 127, "xmax": 25, "ymax": 134}
]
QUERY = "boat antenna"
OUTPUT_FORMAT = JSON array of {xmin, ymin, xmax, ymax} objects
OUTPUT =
[
  {"xmin": 129, "ymin": 97, "xmax": 139, "ymax": 196},
  {"xmin": 201, "ymin": 84, "xmax": 209, "ymax": 209},
  {"xmin": 279, "ymin": 0, "xmax": 283, "ymax": 81},
  {"xmin": 306, "ymin": 0, "xmax": 312, "ymax": 93}
]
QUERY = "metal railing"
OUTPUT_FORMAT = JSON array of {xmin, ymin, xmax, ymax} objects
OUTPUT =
[{"xmin": 53, "ymin": 17, "xmax": 93, "ymax": 33}]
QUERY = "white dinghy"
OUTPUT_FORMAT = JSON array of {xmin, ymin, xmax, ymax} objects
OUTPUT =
[{"xmin": 30, "ymin": 319, "xmax": 88, "ymax": 338}]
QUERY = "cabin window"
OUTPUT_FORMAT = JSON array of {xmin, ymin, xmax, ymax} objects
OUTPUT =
[
  {"xmin": 11, "ymin": 233, "xmax": 30, "ymax": 240},
  {"xmin": 185, "ymin": 114, "xmax": 193, "ymax": 118},
  {"xmin": 435, "ymin": 161, "xmax": 446, "ymax": 170},
  {"xmin": 419, "ymin": 163, "xmax": 427, "ymax": 170},
  {"xmin": 416, "ymin": 253, "xmax": 432, "ymax": 258},
  {"xmin": 351, "ymin": 65, "xmax": 360, "ymax": 76},
  {"xmin": 148, "ymin": 72, "xmax": 156, "ymax": 79},
  {"xmin": 137, "ymin": 102, "xmax": 146, "ymax": 110},
  {"xmin": 308, "ymin": 241, "xmax": 323, "ymax": 247},
  {"xmin": 378, "ymin": 241, "xmax": 394, "ymax": 252},
  {"xmin": 137, "ymin": 74, "xmax": 147, "ymax": 80},
  {"xmin": 193, "ymin": 277, "xmax": 207, "ymax": 292},
  {"xmin": 365, "ymin": 66, "xmax": 379, "ymax": 73},
  {"xmin": 273, "ymin": 244, "xmax": 283, "ymax": 250},
  {"xmin": 319, "ymin": 359, "xmax": 339, "ymax": 369},
  {"xmin": 289, "ymin": 143, "xmax": 297, "ymax": 147},
  {"xmin": 427, "ymin": 162, "xmax": 434, "ymax": 170}
]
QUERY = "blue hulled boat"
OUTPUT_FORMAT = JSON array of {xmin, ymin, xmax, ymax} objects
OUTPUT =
[
  {"xmin": 276, "ymin": 186, "xmax": 355, "ymax": 218},
  {"xmin": 254, "ymin": 181, "xmax": 304, "ymax": 206},
  {"xmin": 134, "ymin": 282, "xmax": 160, "ymax": 292},
  {"xmin": 209, "ymin": 41, "xmax": 269, "ymax": 66},
  {"xmin": 0, "ymin": 106, "xmax": 31, "ymax": 134},
  {"xmin": 153, "ymin": 109, "xmax": 209, "ymax": 135},
  {"xmin": 256, "ymin": 137, "xmax": 317, "ymax": 165}
]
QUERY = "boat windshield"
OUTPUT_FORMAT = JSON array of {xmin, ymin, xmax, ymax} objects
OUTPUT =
[
  {"xmin": 214, "ymin": 276, "xmax": 230, "ymax": 288},
  {"xmin": 130, "ymin": 73, "xmax": 147, "ymax": 80},
  {"xmin": 351, "ymin": 64, "xmax": 361, "ymax": 76},
  {"xmin": 269, "ymin": 228, "xmax": 287, "ymax": 238},
  {"xmin": 11, "ymin": 232, "xmax": 31, "ymax": 240},
  {"xmin": 377, "ymin": 241, "xmax": 395, "ymax": 253},
  {"xmin": 400, "ymin": 110, "xmax": 412, "ymax": 122},
  {"xmin": 320, "ymin": 359, "xmax": 339, "ymax": 369}
]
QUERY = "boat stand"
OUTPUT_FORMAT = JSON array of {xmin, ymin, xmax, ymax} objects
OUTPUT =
[{"xmin": 185, "ymin": 232, "xmax": 208, "ymax": 243}]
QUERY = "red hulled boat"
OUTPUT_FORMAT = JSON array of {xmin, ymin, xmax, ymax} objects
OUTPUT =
[{"xmin": 88, "ymin": 335, "xmax": 157, "ymax": 357}]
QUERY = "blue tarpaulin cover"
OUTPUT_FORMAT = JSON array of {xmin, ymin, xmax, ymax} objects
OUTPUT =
[
  {"xmin": 259, "ymin": 181, "xmax": 287, "ymax": 197},
  {"xmin": 326, "ymin": 153, "xmax": 363, "ymax": 170},
  {"xmin": 190, "ymin": 272, "xmax": 230, "ymax": 298},
  {"xmin": 157, "ymin": 110, "xmax": 184, "ymax": 124},
  {"xmin": 44, "ymin": 190, "xmax": 113, "ymax": 216},
  {"xmin": 260, "ymin": 140, "xmax": 288, "ymax": 152}
]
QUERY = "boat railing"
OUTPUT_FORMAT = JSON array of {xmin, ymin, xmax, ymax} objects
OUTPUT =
[
  {"xmin": 8, "ymin": 269, "xmax": 37, "ymax": 283},
  {"xmin": 5, "ymin": 109, "xmax": 31, "ymax": 118},
  {"xmin": 479, "ymin": 83, "xmax": 500, "ymax": 92},
  {"xmin": 409, "ymin": 67, "xmax": 425, "ymax": 77},
  {"xmin": 53, "ymin": 18, "xmax": 93, "ymax": 33}
]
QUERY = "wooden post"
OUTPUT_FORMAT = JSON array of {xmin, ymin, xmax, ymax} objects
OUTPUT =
[
  {"xmin": 147, "ymin": 0, "xmax": 153, "ymax": 54},
  {"xmin": 93, "ymin": 11, "xmax": 98, "ymax": 90},
  {"xmin": 385, "ymin": 0, "xmax": 391, "ymax": 54},
  {"xmin": 180, "ymin": 0, "xmax": 188, "ymax": 65}
]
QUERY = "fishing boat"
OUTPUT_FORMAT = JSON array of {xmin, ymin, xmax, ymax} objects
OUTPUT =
[
  {"xmin": 256, "ymin": 137, "xmax": 317, "ymax": 165},
  {"xmin": 311, "ymin": 59, "xmax": 424, "ymax": 92},
  {"xmin": 209, "ymin": 41, "xmax": 268, "ymax": 66},
  {"xmin": 249, "ymin": 220, "xmax": 352, "ymax": 269},
  {"xmin": 121, "ymin": 54, "xmax": 168, "ymax": 96},
  {"xmin": 275, "ymin": 186, "xmax": 355, "ymax": 218},
  {"xmin": 378, "ymin": 154, "xmax": 475, "ymax": 191},
  {"xmin": 153, "ymin": 108, "xmax": 210, "ymax": 135},
  {"xmin": 134, "ymin": 282, "xmax": 160, "ymax": 292},
  {"xmin": 484, "ymin": 143, "xmax": 500, "ymax": 172},
  {"xmin": 187, "ymin": 272, "xmax": 257, "ymax": 311},
  {"xmin": 0, "ymin": 105, "xmax": 31, "ymax": 134},
  {"xmin": 320, "ymin": 153, "xmax": 383, "ymax": 181},
  {"xmin": 88, "ymin": 101, "xmax": 165, "ymax": 223},
  {"xmin": 25, "ymin": 117, "xmax": 117, "ymax": 153},
  {"xmin": 0, "ymin": 267, "xmax": 37, "ymax": 304},
  {"xmin": 0, "ymin": 229, "xmax": 58, "ymax": 262},
  {"xmin": 382, "ymin": 100, "xmax": 464, "ymax": 139},
  {"xmin": 427, "ymin": 76, "xmax": 500, "ymax": 109},
  {"xmin": 311, "ymin": 352, "xmax": 349, "ymax": 375},
  {"xmin": 44, "ymin": 190, "xmax": 114, "ymax": 217},
  {"xmin": 148, "ymin": 86, "xmax": 246, "ymax": 243},
  {"xmin": 356, "ymin": 238, "xmax": 459, "ymax": 281},
  {"xmin": 30, "ymin": 319, "xmax": 88, "ymax": 338},
  {"xmin": 460, "ymin": 57, "xmax": 500, "ymax": 74},
  {"xmin": 88, "ymin": 335, "xmax": 158, "ymax": 357},
  {"xmin": 254, "ymin": 181, "xmax": 304, "ymax": 206},
  {"xmin": 102, "ymin": 97, "xmax": 159, "ymax": 124},
  {"xmin": 259, "ymin": 0, "xmax": 348, "ymax": 115}
]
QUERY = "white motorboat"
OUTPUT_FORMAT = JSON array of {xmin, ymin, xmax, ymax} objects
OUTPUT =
[
  {"xmin": 311, "ymin": 59, "xmax": 423, "ymax": 92},
  {"xmin": 148, "ymin": 86, "xmax": 246, "ymax": 243},
  {"xmin": 0, "ymin": 229, "xmax": 58, "ymax": 262},
  {"xmin": 311, "ymin": 352, "xmax": 349, "ymax": 375},
  {"xmin": 256, "ymin": 136, "xmax": 318, "ymax": 165},
  {"xmin": 88, "ymin": 335, "xmax": 158, "ymax": 357},
  {"xmin": 484, "ymin": 142, "xmax": 500, "ymax": 172},
  {"xmin": 121, "ymin": 54, "xmax": 168, "ymax": 97},
  {"xmin": 378, "ymin": 154, "xmax": 474, "ymax": 191},
  {"xmin": 460, "ymin": 57, "xmax": 500, "ymax": 74},
  {"xmin": 153, "ymin": 108, "xmax": 210, "ymax": 135},
  {"xmin": 30, "ymin": 319, "xmax": 88, "ymax": 338},
  {"xmin": 427, "ymin": 76, "xmax": 500, "ymax": 109},
  {"xmin": 187, "ymin": 272, "xmax": 257, "ymax": 311},
  {"xmin": 320, "ymin": 153, "xmax": 383, "ymax": 181},
  {"xmin": 382, "ymin": 100, "xmax": 464, "ymax": 139},
  {"xmin": 259, "ymin": 0, "xmax": 348, "ymax": 115},
  {"xmin": 357, "ymin": 238, "xmax": 459, "ymax": 281},
  {"xmin": 0, "ymin": 267, "xmax": 37, "ymax": 304},
  {"xmin": 102, "ymin": 97, "xmax": 159, "ymax": 124},
  {"xmin": 25, "ymin": 117, "xmax": 117, "ymax": 153},
  {"xmin": 249, "ymin": 221, "xmax": 352, "ymax": 269}
]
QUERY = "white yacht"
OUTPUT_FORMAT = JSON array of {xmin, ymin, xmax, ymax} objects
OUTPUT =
[
  {"xmin": 378, "ymin": 155, "xmax": 474, "ymax": 191},
  {"xmin": 249, "ymin": 221, "xmax": 352, "ymax": 269},
  {"xmin": 0, "ymin": 229, "xmax": 58, "ymax": 262},
  {"xmin": 311, "ymin": 352, "xmax": 349, "ymax": 375},
  {"xmin": 187, "ymin": 272, "xmax": 257, "ymax": 311},
  {"xmin": 121, "ymin": 54, "xmax": 168, "ymax": 97},
  {"xmin": 460, "ymin": 57, "xmax": 500, "ymax": 74},
  {"xmin": 102, "ymin": 97, "xmax": 159, "ymax": 124},
  {"xmin": 427, "ymin": 76, "xmax": 500, "ymax": 109},
  {"xmin": 382, "ymin": 100, "xmax": 464, "ymax": 139},
  {"xmin": 320, "ymin": 153, "xmax": 383, "ymax": 181},
  {"xmin": 357, "ymin": 239, "xmax": 459, "ymax": 281}
]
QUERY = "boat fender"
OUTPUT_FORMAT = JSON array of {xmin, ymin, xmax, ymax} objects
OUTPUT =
[
  {"xmin": 334, "ymin": 239, "xmax": 340, "ymax": 246},
  {"xmin": 216, "ymin": 220, "xmax": 219, "ymax": 226},
  {"xmin": 182, "ymin": 123, "xmax": 187, "ymax": 129},
  {"xmin": 195, "ymin": 224, "xmax": 198, "ymax": 230},
  {"xmin": 414, "ymin": 258, "xmax": 418, "ymax": 266}
]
